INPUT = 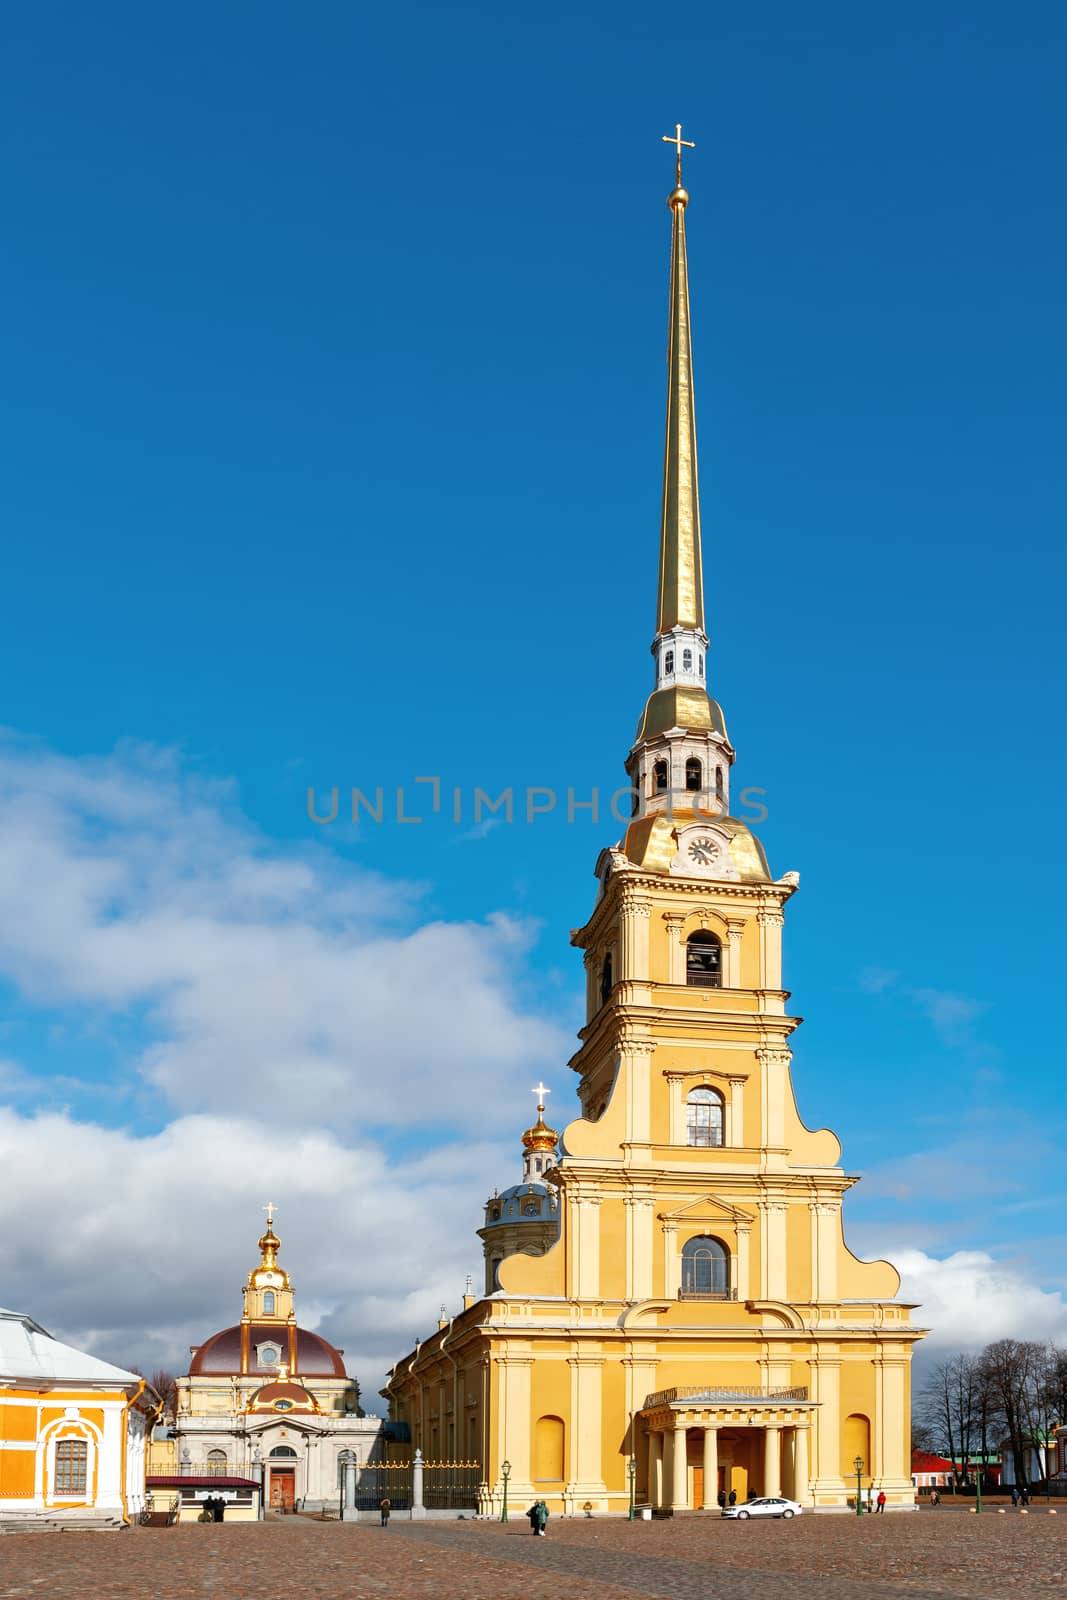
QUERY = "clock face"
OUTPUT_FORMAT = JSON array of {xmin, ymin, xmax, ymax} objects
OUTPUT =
[
  {"xmin": 688, "ymin": 836, "xmax": 720, "ymax": 866},
  {"xmin": 260, "ymin": 1271, "xmax": 280, "ymax": 1286}
]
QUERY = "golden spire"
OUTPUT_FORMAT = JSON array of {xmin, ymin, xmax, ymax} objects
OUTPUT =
[
  {"xmin": 521, "ymin": 1082, "xmax": 559, "ymax": 1152},
  {"xmin": 655, "ymin": 123, "xmax": 704, "ymax": 636}
]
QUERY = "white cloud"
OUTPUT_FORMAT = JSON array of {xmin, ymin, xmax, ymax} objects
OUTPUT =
[
  {"xmin": 893, "ymin": 1248, "xmax": 1067, "ymax": 1353},
  {"xmin": 0, "ymin": 1105, "xmax": 503, "ymax": 1400},
  {"xmin": 0, "ymin": 736, "xmax": 570, "ymax": 1129}
]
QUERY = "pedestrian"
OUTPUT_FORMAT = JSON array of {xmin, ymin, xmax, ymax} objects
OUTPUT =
[
  {"xmin": 526, "ymin": 1499, "xmax": 549, "ymax": 1536},
  {"xmin": 379, "ymin": 1496, "xmax": 391, "ymax": 1527},
  {"xmin": 930, "ymin": 1487, "xmax": 940, "ymax": 1507},
  {"xmin": 717, "ymin": 1489, "xmax": 726, "ymax": 1510},
  {"xmin": 1021, "ymin": 1485, "xmax": 1031, "ymax": 1507},
  {"xmin": 1010, "ymin": 1485, "xmax": 1019, "ymax": 1507},
  {"xmin": 876, "ymin": 1490, "xmax": 886, "ymax": 1514},
  {"xmin": 728, "ymin": 1489, "xmax": 737, "ymax": 1507}
]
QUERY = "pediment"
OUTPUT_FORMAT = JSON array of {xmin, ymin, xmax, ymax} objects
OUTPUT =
[{"xmin": 659, "ymin": 1193, "xmax": 754, "ymax": 1226}]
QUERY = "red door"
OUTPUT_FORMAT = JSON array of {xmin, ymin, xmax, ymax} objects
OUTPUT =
[{"xmin": 269, "ymin": 1470, "xmax": 295, "ymax": 1512}]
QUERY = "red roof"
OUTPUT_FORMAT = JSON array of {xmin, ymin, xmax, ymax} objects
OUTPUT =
[
  {"xmin": 187, "ymin": 1323, "xmax": 345, "ymax": 1377},
  {"xmin": 147, "ymin": 1475, "xmax": 260, "ymax": 1490},
  {"xmin": 912, "ymin": 1451, "xmax": 955, "ymax": 1471}
]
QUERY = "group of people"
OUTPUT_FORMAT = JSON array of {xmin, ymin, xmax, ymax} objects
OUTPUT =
[
  {"xmin": 199, "ymin": 1494, "xmax": 227, "ymax": 1523},
  {"xmin": 526, "ymin": 1499, "xmax": 550, "ymax": 1535},
  {"xmin": 1011, "ymin": 1485, "xmax": 1032, "ymax": 1507}
]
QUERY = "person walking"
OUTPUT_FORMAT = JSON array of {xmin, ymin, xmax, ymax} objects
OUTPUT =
[
  {"xmin": 526, "ymin": 1499, "xmax": 549, "ymax": 1536},
  {"xmin": 930, "ymin": 1487, "xmax": 940, "ymax": 1507},
  {"xmin": 1011, "ymin": 1485, "xmax": 1019, "ymax": 1507},
  {"xmin": 717, "ymin": 1489, "xmax": 726, "ymax": 1510},
  {"xmin": 876, "ymin": 1490, "xmax": 886, "ymax": 1514},
  {"xmin": 728, "ymin": 1489, "xmax": 737, "ymax": 1507},
  {"xmin": 379, "ymin": 1496, "xmax": 391, "ymax": 1527}
]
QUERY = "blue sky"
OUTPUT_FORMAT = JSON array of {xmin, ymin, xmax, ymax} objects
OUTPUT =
[{"xmin": 1, "ymin": 0, "xmax": 1065, "ymax": 1385}]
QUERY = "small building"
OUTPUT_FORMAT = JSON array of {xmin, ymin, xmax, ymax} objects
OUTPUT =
[
  {"xmin": 158, "ymin": 1214, "xmax": 383, "ymax": 1513},
  {"xmin": 0, "ymin": 1305, "xmax": 158, "ymax": 1529},
  {"xmin": 911, "ymin": 1450, "xmax": 955, "ymax": 1489}
]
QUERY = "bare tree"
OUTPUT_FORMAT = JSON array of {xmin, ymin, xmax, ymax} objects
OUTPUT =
[
  {"xmin": 980, "ymin": 1339, "xmax": 1045, "ymax": 1489},
  {"xmin": 916, "ymin": 1354, "xmax": 985, "ymax": 1486},
  {"xmin": 148, "ymin": 1368, "xmax": 178, "ymax": 1418}
]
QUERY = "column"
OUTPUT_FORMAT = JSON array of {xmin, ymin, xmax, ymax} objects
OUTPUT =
[
  {"xmin": 625, "ymin": 1196, "xmax": 655, "ymax": 1301},
  {"xmin": 411, "ymin": 1447, "xmax": 426, "ymax": 1520},
  {"xmin": 662, "ymin": 1224, "xmax": 680, "ymax": 1299},
  {"xmin": 500, "ymin": 1356, "xmax": 533, "ymax": 1500},
  {"xmin": 794, "ymin": 1427, "xmax": 810, "ymax": 1503},
  {"xmin": 662, "ymin": 1427, "xmax": 674, "ymax": 1508},
  {"xmin": 568, "ymin": 1355, "xmax": 607, "ymax": 1500},
  {"xmin": 663, "ymin": 914, "xmax": 686, "ymax": 985},
  {"xmin": 648, "ymin": 1430, "xmax": 663, "ymax": 1508},
  {"xmin": 763, "ymin": 1426, "xmax": 781, "ymax": 1497},
  {"xmin": 622, "ymin": 1039, "xmax": 654, "ymax": 1147},
  {"xmin": 757, "ymin": 909, "xmax": 784, "ymax": 990},
  {"xmin": 725, "ymin": 919, "xmax": 744, "ymax": 986},
  {"xmin": 727, "ymin": 1076, "xmax": 746, "ymax": 1148},
  {"xmin": 342, "ymin": 1457, "xmax": 356, "ymax": 1520},
  {"xmin": 702, "ymin": 1428, "xmax": 718, "ymax": 1509},
  {"xmin": 734, "ymin": 1225, "xmax": 750, "ymax": 1301},
  {"xmin": 671, "ymin": 1418, "xmax": 689, "ymax": 1510},
  {"xmin": 571, "ymin": 1196, "xmax": 601, "ymax": 1298}
]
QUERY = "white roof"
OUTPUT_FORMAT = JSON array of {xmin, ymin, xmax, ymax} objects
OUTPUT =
[{"xmin": 0, "ymin": 1307, "xmax": 141, "ymax": 1388}]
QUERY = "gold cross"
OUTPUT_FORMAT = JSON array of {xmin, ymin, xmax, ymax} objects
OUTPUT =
[
  {"xmin": 662, "ymin": 123, "xmax": 695, "ymax": 187},
  {"xmin": 263, "ymin": 1200, "xmax": 278, "ymax": 1227},
  {"xmin": 532, "ymin": 1082, "xmax": 551, "ymax": 1111}
]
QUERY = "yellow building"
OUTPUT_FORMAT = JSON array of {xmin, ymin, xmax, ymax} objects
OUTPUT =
[
  {"xmin": 0, "ymin": 1305, "xmax": 158, "ymax": 1529},
  {"xmin": 385, "ymin": 137, "xmax": 925, "ymax": 1515}
]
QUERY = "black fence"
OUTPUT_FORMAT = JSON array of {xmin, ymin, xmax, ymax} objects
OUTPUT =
[
  {"xmin": 353, "ymin": 1464, "xmax": 413, "ymax": 1511},
  {"xmin": 423, "ymin": 1463, "xmax": 481, "ymax": 1510}
]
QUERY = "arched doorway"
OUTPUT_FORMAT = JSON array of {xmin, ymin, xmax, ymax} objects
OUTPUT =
[{"xmin": 268, "ymin": 1444, "xmax": 298, "ymax": 1512}]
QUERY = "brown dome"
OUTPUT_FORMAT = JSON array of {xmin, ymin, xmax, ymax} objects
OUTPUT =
[
  {"xmin": 188, "ymin": 1323, "xmax": 346, "ymax": 1378},
  {"xmin": 248, "ymin": 1381, "xmax": 318, "ymax": 1413}
]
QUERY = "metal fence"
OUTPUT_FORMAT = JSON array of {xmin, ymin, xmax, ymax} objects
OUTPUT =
[
  {"xmin": 352, "ymin": 1463, "xmax": 413, "ymax": 1511},
  {"xmin": 422, "ymin": 1462, "xmax": 481, "ymax": 1510}
]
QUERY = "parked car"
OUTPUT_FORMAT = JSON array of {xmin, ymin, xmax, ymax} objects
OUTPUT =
[{"xmin": 722, "ymin": 1496, "xmax": 804, "ymax": 1520}]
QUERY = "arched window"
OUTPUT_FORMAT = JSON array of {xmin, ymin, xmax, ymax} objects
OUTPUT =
[
  {"xmin": 686, "ymin": 1086, "xmax": 724, "ymax": 1147},
  {"xmin": 664, "ymin": 649, "xmax": 674, "ymax": 675},
  {"xmin": 207, "ymin": 1448, "xmax": 227, "ymax": 1475},
  {"xmin": 600, "ymin": 951, "xmax": 613, "ymax": 1007},
  {"xmin": 686, "ymin": 930, "xmax": 722, "ymax": 987},
  {"xmin": 680, "ymin": 1235, "xmax": 730, "ymax": 1298},
  {"xmin": 263, "ymin": 1290, "xmax": 275, "ymax": 1314},
  {"xmin": 684, "ymin": 757, "xmax": 702, "ymax": 792},
  {"xmin": 653, "ymin": 760, "xmax": 669, "ymax": 795},
  {"xmin": 535, "ymin": 1415, "xmax": 565, "ymax": 1481},
  {"xmin": 715, "ymin": 766, "xmax": 724, "ymax": 801},
  {"xmin": 269, "ymin": 1445, "xmax": 297, "ymax": 1459},
  {"xmin": 842, "ymin": 1414, "xmax": 871, "ymax": 1481},
  {"xmin": 698, "ymin": 653, "xmax": 705, "ymax": 677},
  {"xmin": 53, "ymin": 1438, "xmax": 88, "ymax": 1495},
  {"xmin": 682, "ymin": 647, "xmax": 693, "ymax": 671}
]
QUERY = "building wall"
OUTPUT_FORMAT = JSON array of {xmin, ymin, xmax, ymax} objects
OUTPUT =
[{"xmin": 0, "ymin": 1386, "xmax": 150, "ymax": 1519}]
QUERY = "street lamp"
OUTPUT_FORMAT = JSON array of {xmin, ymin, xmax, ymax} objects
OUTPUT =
[
  {"xmin": 628, "ymin": 1456, "xmax": 637, "ymax": 1521},
  {"xmin": 500, "ymin": 1459, "xmax": 511, "ymax": 1523},
  {"xmin": 854, "ymin": 1455, "xmax": 864, "ymax": 1517}
]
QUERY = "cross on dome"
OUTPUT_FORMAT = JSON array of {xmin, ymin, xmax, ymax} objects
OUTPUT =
[
  {"xmin": 532, "ymin": 1083, "xmax": 551, "ymax": 1112},
  {"xmin": 263, "ymin": 1200, "xmax": 278, "ymax": 1226},
  {"xmin": 661, "ymin": 122, "xmax": 695, "ymax": 188}
]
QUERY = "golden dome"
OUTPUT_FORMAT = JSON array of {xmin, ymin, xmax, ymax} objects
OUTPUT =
[{"xmin": 521, "ymin": 1107, "xmax": 559, "ymax": 1153}]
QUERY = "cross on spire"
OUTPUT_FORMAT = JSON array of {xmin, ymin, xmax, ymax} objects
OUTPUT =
[
  {"xmin": 263, "ymin": 1200, "xmax": 278, "ymax": 1227},
  {"xmin": 661, "ymin": 122, "xmax": 695, "ymax": 187},
  {"xmin": 532, "ymin": 1082, "xmax": 551, "ymax": 1112}
]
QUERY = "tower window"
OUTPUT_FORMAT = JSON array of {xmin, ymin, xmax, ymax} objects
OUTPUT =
[
  {"xmin": 600, "ymin": 951, "xmax": 613, "ymax": 1006},
  {"xmin": 686, "ymin": 1086, "xmax": 724, "ymax": 1148},
  {"xmin": 715, "ymin": 767, "xmax": 724, "ymax": 801},
  {"xmin": 653, "ymin": 760, "xmax": 669, "ymax": 795},
  {"xmin": 685, "ymin": 757, "xmax": 702, "ymax": 791},
  {"xmin": 53, "ymin": 1439, "xmax": 88, "ymax": 1496},
  {"xmin": 263, "ymin": 1291, "xmax": 275, "ymax": 1314},
  {"xmin": 686, "ymin": 930, "xmax": 722, "ymax": 987},
  {"xmin": 680, "ymin": 1235, "xmax": 731, "ymax": 1298},
  {"xmin": 699, "ymin": 654, "xmax": 705, "ymax": 677},
  {"xmin": 682, "ymin": 648, "xmax": 693, "ymax": 671},
  {"xmin": 664, "ymin": 650, "xmax": 674, "ymax": 675}
]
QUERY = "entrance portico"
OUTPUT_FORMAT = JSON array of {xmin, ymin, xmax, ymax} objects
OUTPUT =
[{"xmin": 640, "ymin": 1387, "xmax": 816, "ymax": 1510}]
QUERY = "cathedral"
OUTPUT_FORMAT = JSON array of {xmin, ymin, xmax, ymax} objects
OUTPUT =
[
  {"xmin": 384, "ymin": 135, "xmax": 924, "ymax": 1514},
  {"xmin": 157, "ymin": 1213, "xmax": 383, "ymax": 1514}
]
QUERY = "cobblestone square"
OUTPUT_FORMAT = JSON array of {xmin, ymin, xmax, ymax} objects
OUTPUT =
[{"xmin": 1, "ymin": 1508, "xmax": 1064, "ymax": 1600}]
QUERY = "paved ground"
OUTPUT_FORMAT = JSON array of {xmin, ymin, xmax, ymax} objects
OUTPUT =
[{"xmin": 0, "ymin": 1507, "xmax": 1064, "ymax": 1599}]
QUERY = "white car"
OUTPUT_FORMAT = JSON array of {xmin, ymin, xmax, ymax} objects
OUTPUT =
[{"xmin": 722, "ymin": 1496, "xmax": 804, "ymax": 1519}]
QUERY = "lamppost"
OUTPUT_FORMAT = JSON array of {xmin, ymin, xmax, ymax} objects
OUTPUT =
[
  {"xmin": 975, "ymin": 1453, "xmax": 982, "ymax": 1515},
  {"xmin": 500, "ymin": 1459, "xmax": 511, "ymax": 1523},
  {"xmin": 854, "ymin": 1455, "xmax": 864, "ymax": 1517},
  {"xmin": 628, "ymin": 1456, "xmax": 637, "ymax": 1521}
]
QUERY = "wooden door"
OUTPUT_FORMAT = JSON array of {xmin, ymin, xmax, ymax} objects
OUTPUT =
[
  {"xmin": 270, "ymin": 1470, "xmax": 295, "ymax": 1512},
  {"xmin": 692, "ymin": 1466, "xmax": 704, "ymax": 1508}
]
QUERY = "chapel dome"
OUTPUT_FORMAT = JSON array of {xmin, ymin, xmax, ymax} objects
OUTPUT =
[
  {"xmin": 188, "ymin": 1324, "xmax": 346, "ymax": 1378},
  {"xmin": 483, "ymin": 1183, "xmax": 557, "ymax": 1228},
  {"xmin": 520, "ymin": 1108, "xmax": 559, "ymax": 1153}
]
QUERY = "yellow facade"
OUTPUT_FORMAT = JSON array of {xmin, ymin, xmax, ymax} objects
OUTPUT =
[{"xmin": 385, "ymin": 146, "xmax": 924, "ymax": 1513}]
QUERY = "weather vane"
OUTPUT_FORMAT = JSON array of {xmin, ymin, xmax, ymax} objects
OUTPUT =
[{"xmin": 661, "ymin": 122, "xmax": 695, "ymax": 188}]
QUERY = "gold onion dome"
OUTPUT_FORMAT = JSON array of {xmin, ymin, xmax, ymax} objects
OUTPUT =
[{"xmin": 521, "ymin": 1106, "xmax": 559, "ymax": 1153}]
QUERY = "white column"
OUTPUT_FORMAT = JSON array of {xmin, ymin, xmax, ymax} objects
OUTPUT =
[
  {"xmin": 411, "ymin": 1447, "xmax": 426, "ymax": 1520},
  {"xmin": 734, "ymin": 1225, "xmax": 750, "ymax": 1301},
  {"xmin": 702, "ymin": 1428, "xmax": 718, "ymax": 1509},
  {"xmin": 794, "ymin": 1427, "xmax": 810, "ymax": 1503},
  {"xmin": 726, "ymin": 919, "xmax": 744, "ymax": 986},
  {"xmin": 626, "ymin": 1196, "xmax": 655, "ymax": 1301},
  {"xmin": 763, "ymin": 1426, "xmax": 781, "ymax": 1497},
  {"xmin": 664, "ymin": 915, "xmax": 686, "ymax": 984},
  {"xmin": 648, "ymin": 1430, "xmax": 663, "ymax": 1508},
  {"xmin": 671, "ymin": 1417, "xmax": 689, "ymax": 1510}
]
